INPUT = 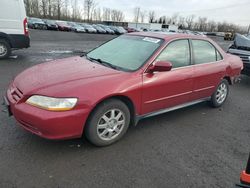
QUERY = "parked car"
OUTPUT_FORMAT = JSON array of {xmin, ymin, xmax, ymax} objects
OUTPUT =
[
  {"xmin": 98, "ymin": 25, "xmax": 115, "ymax": 34},
  {"xmin": 126, "ymin": 27, "xmax": 140, "ymax": 33},
  {"xmin": 117, "ymin": 26, "xmax": 127, "ymax": 33},
  {"xmin": 43, "ymin": 19, "xmax": 58, "ymax": 30},
  {"xmin": 0, "ymin": 0, "xmax": 30, "ymax": 59},
  {"xmin": 92, "ymin": 25, "xmax": 106, "ymax": 34},
  {"xmin": 56, "ymin": 21, "xmax": 71, "ymax": 31},
  {"xmin": 81, "ymin": 24, "xmax": 97, "ymax": 33},
  {"xmin": 3, "ymin": 33, "xmax": 243, "ymax": 146},
  {"xmin": 28, "ymin": 17, "xmax": 47, "ymax": 30},
  {"xmin": 68, "ymin": 22, "xmax": 86, "ymax": 33},
  {"xmin": 109, "ymin": 26, "xmax": 126, "ymax": 35},
  {"xmin": 227, "ymin": 34, "xmax": 250, "ymax": 76},
  {"xmin": 74, "ymin": 25, "xmax": 86, "ymax": 33}
]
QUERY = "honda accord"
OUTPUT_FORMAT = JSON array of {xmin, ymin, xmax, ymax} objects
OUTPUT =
[{"xmin": 3, "ymin": 32, "xmax": 243, "ymax": 146}]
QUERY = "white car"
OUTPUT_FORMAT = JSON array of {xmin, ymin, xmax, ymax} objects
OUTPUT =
[
  {"xmin": 0, "ymin": 0, "xmax": 30, "ymax": 59},
  {"xmin": 74, "ymin": 25, "xmax": 86, "ymax": 33}
]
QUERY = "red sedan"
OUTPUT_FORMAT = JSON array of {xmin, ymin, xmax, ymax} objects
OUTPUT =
[
  {"xmin": 3, "ymin": 33, "xmax": 243, "ymax": 146},
  {"xmin": 56, "ymin": 21, "xmax": 71, "ymax": 31}
]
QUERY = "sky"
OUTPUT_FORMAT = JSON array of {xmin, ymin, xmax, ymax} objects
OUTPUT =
[{"xmin": 94, "ymin": 0, "xmax": 250, "ymax": 26}]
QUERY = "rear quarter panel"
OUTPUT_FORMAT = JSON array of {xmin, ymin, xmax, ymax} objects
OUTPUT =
[{"xmin": 225, "ymin": 53, "xmax": 244, "ymax": 77}]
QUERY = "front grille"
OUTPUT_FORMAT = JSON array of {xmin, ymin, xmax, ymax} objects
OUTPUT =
[{"xmin": 10, "ymin": 86, "xmax": 23, "ymax": 103}]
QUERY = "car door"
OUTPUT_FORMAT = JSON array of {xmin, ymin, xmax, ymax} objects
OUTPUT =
[
  {"xmin": 142, "ymin": 39, "xmax": 194, "ymax": 115},
  {"xmin": 190, "ymin": 39, "xmax": 225, "ymax": 100}
]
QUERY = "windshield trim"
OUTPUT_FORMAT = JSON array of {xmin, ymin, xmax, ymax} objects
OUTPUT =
[{"xmin": 85, "ymin": 35, "xmax": 164, "ymax": 72}]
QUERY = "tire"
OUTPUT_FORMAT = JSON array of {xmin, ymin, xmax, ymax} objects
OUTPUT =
[
  {"xmin": 210, "ymin": 79, "xmax": 229, "ymax": 108},
  {"xmin": 0, "ymin": 39, "xmax": 11, "ymax": 59},
  {"xmin": 85, "ymin": 99, "xmax": 130, "ymax": 146}
]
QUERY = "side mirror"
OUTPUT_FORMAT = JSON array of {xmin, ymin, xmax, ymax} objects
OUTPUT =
[{"xmin": 147, "ymin": 61, "xmax": 172, "ymax": 73}]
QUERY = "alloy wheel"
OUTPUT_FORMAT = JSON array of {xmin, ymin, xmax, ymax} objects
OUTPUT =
[
  {"xmin": 216, "ymin": 82, "xmax": 228, "ymax": 104},
  {"xmin": 97, "ymin": 109, "xmax": 126, "ymax": 141}
]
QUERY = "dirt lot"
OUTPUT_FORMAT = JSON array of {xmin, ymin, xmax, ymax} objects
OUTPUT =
[{"xmin": 0, "ymin": 30, "xmax": 249, "ymax": 188}]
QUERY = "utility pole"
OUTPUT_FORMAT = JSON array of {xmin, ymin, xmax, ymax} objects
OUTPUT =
[
  {"xmin": 135, "ymin": 7, "xmax": 140, "ymax": 29},
  {"xmin": 248, "ymin": 24, "xmax": 250, "ymax": 34}
]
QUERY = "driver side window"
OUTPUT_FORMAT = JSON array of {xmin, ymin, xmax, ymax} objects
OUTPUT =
[{"xmin": 156, "ymin": 40, "xmax": 190, "ymax": 68}]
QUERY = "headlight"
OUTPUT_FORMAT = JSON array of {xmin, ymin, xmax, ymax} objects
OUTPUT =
[{"xmin": 26, "ymin": 95, "xmax": 78, "ymax": 111}]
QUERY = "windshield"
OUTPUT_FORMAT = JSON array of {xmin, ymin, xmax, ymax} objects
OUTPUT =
[{"xmin": 87, "ymin": 35, "xmax": 163, "ymax": 71}]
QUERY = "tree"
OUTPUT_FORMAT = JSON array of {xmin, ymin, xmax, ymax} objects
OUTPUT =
[
  {"xmin": 40, "ymin": 0, "xmax": 47, "ymax": 17},
  {"xmin": 148, "ymin": 11, "xmax": 156, "ymax": 23},
  {"xmin": 178, "ymin": 16, "xmax": 185, "ymax": 28},
  {"xmin": 84, "ymin": 0, "xmax": 96, "ymax": 21},
  {"xmin": 185, "ymin": 15, "xmax": 195, "ymax": 30},
  {"xmin": 140, "ymin": 11, "xmax": 146, "ymax": 23},
  {"xmin": 102, "ymin": 8, "xmax": 111, "ymax": 21},
  {"xmin": 93, "ymin": 8, "xmax": 102, "ymax": 21},
  {"xmin": 110, "ymin": 9, "xmax": 124, "ymax": 22},
  {"xmin": 197, "ymin": 17, "xmax": 207, "ymax": 31},
  {"xmin": 170, "ymin": 13, "xmax": 179, "ymax": 25},
  {"xmin": 24, "ymin": 0, "xmax": 31, "ymax": 16},
  {"xmin": 207, "ymin": 20, "xmax": 217, "ymax": 32},
  {"xmin": 158, "ymin": 17, "xmax": 163, "ymax": 24}
]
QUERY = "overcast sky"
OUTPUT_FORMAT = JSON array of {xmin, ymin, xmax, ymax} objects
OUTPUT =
[{"xmin": 94, "ymin": 0, "xmax": 250, "ymax": 26}]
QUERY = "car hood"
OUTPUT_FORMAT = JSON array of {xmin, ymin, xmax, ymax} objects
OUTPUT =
[{"xmin": 14, "ymin": 56, "xmax": 121, "ymax": 94}]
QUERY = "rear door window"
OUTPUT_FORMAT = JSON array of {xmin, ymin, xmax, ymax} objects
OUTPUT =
[{"xmin": 192, "ymin": 40, "xmax": 219, "ymax": 64}]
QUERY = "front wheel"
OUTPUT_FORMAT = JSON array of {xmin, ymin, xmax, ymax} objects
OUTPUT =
[
  {"xmin": 85, "ymin": 99, "xmax": 130, "ymax": 146},
  {"xmin": 0, "ymin": 39, "xmax": 11, "ymax": 59},
  {"xmin": 210, "ymin": 79, "xmax": 229, "ymax": 107}
]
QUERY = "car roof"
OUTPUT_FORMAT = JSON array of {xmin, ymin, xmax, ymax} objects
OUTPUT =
[{"xmin": 128, "ymin": 32, "xmax": 208, "ymax": 41}]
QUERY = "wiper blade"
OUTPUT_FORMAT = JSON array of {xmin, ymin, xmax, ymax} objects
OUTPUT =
[{"xmin": 86, "ymin": 56, "xmax": 119, "ymax": 70}]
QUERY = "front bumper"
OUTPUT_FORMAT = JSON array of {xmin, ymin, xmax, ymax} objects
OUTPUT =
[{"xmin": 4, "ymin": 90, "xmax": 90, "ymax": 140}]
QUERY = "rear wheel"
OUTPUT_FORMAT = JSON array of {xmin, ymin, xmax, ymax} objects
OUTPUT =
[
  {"xmin": 0, "ymin": 39, "xmax": 11, "ymax": 59},
  {"xmin": 210, "ymin": 79, "xmax": 229, "ymax": 107},
  {"xmin": 85, "ymin": 99, "xmax": 130, "ymax": 146}
]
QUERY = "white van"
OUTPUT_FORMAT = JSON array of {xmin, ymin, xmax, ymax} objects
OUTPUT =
[{"xmin": 0, "ymin": 0, "xmax": 30, "ymax": 59}]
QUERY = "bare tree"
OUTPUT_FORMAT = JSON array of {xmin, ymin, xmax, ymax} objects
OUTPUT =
[
  {"xmin": 71, "ymin": 0, "xmax": 82, "ymax": 21},
  {"xmin": 178, "ymin": 16, "xmax": 185, "ymax": 28},
  {"xmin": 207, "ymin": 20, "xmax": 217, "ymax": 32},
  {"xmin": 84, "ymin": 0, "xmax": 95, "ymax": 21},
  {"xmin": 55, "ymin": 0, "xmax": 64, "ymax": 20},
  {"xmin": 93, "ymin": 8, "xmax": 102, "ymax": 21},
  {"xmin": 40, "ymin": 0, "xmax": 47, "ymax": 17},
  {"xmin": 110, "ymin": 9, "xmax": 124, "ymax": 22},
  {"xmin": 170, "ymin": 13, "xmax": 179, "ymax": 24},
  {"xmin": 24, "ymin": 0, "xmax": 32, "ymax": 16},
  {"xmin": 102, "ymin": 8, "xmax": 111, "ymax": 21},
  {"xmin": 140, "ymin": 11, "xmax": 146, "ymax": 23},
  {"xmin": 197, "ymin": 17, "xmax": 207, "ymax": 31},
  {"xmin": 148, "ymin": 11, "xmax": 156, "ymax": 23},
  {"xmin": 185, "ymin": 15, "xmax": 195, "ymax": 30}
]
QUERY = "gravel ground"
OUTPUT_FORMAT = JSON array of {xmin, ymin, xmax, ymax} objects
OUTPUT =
[{"xmin": 0, "ymin": 30, "xmax": 249, "ymax": 188}]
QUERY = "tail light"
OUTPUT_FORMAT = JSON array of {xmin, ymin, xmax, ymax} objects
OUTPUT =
[{"xmin": 23, "ymin": 18, "xmax": 29, "ymax": 36}]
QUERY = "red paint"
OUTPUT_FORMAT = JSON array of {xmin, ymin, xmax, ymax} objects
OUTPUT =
[{"xmin": 6, "ymin": 33, "xmax": 243, "ymax": 140}]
